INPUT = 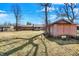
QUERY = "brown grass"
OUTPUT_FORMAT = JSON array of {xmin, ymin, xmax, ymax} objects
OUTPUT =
[{"xmin": 0, "ymin": 30, "xmax": 79, "ymax": 56}]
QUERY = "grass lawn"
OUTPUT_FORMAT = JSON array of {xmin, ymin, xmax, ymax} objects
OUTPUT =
[{"xmin": 0, "ymin": 30, "xmax": 79, "ymax": 56}]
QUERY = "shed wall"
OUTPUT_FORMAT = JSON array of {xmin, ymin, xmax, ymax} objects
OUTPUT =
[{"xmin": 49, "ymin": 24, "xmax": 76, "ymax": 37}]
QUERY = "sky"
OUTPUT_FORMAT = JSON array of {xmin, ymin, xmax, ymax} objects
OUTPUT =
[{"xmin": 0, "ymin": 3, "xmax": 79, "ymax": 25}]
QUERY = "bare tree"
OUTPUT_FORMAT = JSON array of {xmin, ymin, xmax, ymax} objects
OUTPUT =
[
  {"xmin": 64, "ymin": 3, "xmax": 76, "ymax": 23},
  {"xmin": 11, "ymin": 4, "xmax": 21, "ymax": 31},
  {"xmin": 40, "ymin": 3, "xmax": 51, "ymax": 33},
  {"xmin": 56, "ymin": 3, "xmax": 79, "ymax": 23}
]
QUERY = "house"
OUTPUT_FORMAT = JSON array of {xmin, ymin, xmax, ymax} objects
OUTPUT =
[
  {"xmin": 0, "ymin": 25, "xmax": 14, "ymax": 31},
  {"xmin": 47, "ymin": 19, "xmax": 77, "ymax": 37},
  {"xmin": 16, "ymin": 24, "xmax": 44, "ymax": 31},
  {"xmin": 33, "ymin": 24, "xmax": 44, "ymax": 30},
  {"xmin": 16, "ymin": 25, "xmax": 34, "ymax": 31}
]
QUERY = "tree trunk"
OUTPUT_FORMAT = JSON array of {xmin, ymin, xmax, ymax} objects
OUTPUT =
[
  {"xmin": 45, "ymin": 4, "xmax": 50, "ymax": 35},
  {"xmin": 70, "ymin": 4, "xmax": 75, "ymax": 23},
  {"xmin": 45, "ymin": 5, "xmax": 48, "ymax": 33},
  {"xmin": 15, "ymin": 16, "xmax": 19, "ymax": 31}
]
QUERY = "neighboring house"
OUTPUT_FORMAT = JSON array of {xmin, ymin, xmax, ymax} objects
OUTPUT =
[
  {"xmin": 47, "ymin": 19, "xmax": 77, "ymax": 37},
  {"xmin": 0, "ymin": 24, "xmax": 44, "ymax": 31},
  {"xmin": 16, "ymin": 25, "xmax": 34, "ymax": 30},
  {"xmin": 0, "ymin": 25, "xmax": 14, "ymax": 31},
  {"xmin": 16, "ymin": 24, "xmax": 44, "ymax": 31},
  {"xmin": 33, "ymin": 24, "xmax": 44, "ymax": 30}
]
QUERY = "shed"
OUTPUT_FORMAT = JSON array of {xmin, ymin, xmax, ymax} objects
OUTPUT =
[{"xmin": 47, "ymin": 19, "xmax": 77, "ymax": 37}]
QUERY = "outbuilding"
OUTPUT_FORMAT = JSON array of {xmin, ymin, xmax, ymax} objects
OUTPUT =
[{"xmin": 47, "ymin": 19, "xmax": 77, "ymax": 37}]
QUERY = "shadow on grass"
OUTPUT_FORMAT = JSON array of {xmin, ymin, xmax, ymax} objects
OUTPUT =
[
  {"xmin": 26, "ymin": 46, "xmax": 34, "ymax": 56},
  {"xmin": 40, "ymin": 35, "xmax": 48, "ymax": 56},
  {"xmin": 44, "ymin": 35, "xmax": 79, "ymax": 45},
  {"xmin": 25, "ymin": 37, "xmax": 39, "ymax": 56},
  {"xmin": 0, "ymin": 40, "xmax": 23, "ymax": 47},
  {"xmin": 1, "ymin": 42, "xmax": 29, "ymax": 56},
  {"xmin": 32, "ymin": 44, "xmax": 38, "ymax": 56},
  {"xmin": 25, "ymin": 43, "xmax": 39, "ymax": 56},
  {"xmin": 1, "ymin": 33, "xmax": 43, "ymax": 56},
  {"xmin": 0, "ymin": 38, "xmax": 27, "ymax": 43},
  {"xmin": 0, "ymin": 39, "xmax": 16, "ymax": 42}
]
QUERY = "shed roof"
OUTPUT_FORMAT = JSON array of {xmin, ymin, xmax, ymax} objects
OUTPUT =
[
  {"xmin": 51, "ymin": 19, "xmax": 72, "ymax": 24},
  {"xmin": 50, "ymin": 19, "xmax": 77, "ymax": 25},
  {"xmin": 47, "ymin": 19, "xmax": 76, "ymax": 27}
]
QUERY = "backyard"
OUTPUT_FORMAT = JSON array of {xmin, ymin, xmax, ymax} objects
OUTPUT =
[{"xmin": 0, "ymin": 30, "xmax": 79, "ymax": 56}]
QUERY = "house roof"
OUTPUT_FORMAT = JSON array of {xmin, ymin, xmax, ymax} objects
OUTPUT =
[
  {"xmin": 25, "ymin": 25, "xmax": 33, "ymax": 27},
  {"xmin": 17, "ymin": 24, "xmax": 44, "ymax": 27},
  {"xmin": 33, "ymin": 24, "xmax": 44, "ymax": 27}
]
